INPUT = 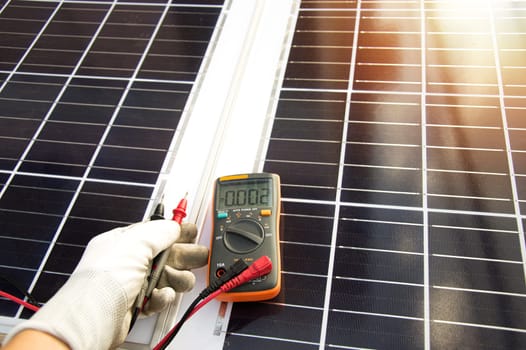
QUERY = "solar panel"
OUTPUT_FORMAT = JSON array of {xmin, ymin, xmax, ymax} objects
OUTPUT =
[
  {"xmin": 0, "ymin": 0, "xmax": 225, "ymax": 341},
  {"xmin": 225, "ymin": 0, "xmax": 526, "ymax": 349},
  {"xmin": 2, "ymin": 0, "xmax": 526, "ymax": 349}
]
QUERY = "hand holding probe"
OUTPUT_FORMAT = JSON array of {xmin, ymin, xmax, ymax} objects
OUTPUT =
[
  {"xmin": 130, "ymin": 194, "xmax": 187, "ymax": 330},
  {"xmin": 144, "ymin": 193, "xmax": 188, "ymax": 298}
]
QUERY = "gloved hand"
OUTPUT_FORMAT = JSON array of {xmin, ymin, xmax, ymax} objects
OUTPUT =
[
  {"xmin": 142, "ymin": 223, "xmax": 209, "ymax": 316},
  {"xmin": 4, "ymin": 220, "xmax": 209, "ymax": 350}
]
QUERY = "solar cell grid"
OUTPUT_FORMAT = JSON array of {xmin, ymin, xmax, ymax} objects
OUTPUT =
[
  {"xmin": 227, "ymin": 0, "xmax": 526, "ymax": 349},
  {"xmin": 0, "ymin": 0, "xmax": 224, "ymax": 329},
  {"xmin": 1, "ymin": 0, "xmax": 526, "ymax": 348}
]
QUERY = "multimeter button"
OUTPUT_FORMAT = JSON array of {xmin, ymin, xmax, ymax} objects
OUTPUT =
[
  {"xmin": 217, "ymin": 212, "xmax": 228, "ymax": 219},
  {"xmin": 260, "ymin": 209, "xmax": 272, "ymax": 216}
]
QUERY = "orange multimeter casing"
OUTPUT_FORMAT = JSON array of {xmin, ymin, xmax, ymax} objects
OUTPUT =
[{"xmin": 207, "ymin": 173, "xmax": 281, "ymax": 302}]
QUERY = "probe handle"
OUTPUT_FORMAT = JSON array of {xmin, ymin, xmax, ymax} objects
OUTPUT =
[{"xmin": 145, "ymin": 195, "xmax": 188, "ymax": 298}]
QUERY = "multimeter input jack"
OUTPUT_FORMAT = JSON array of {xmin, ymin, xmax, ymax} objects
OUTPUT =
[{"xmin": 215, "ymin": 267, "xmax": 227, "ymax": 278}]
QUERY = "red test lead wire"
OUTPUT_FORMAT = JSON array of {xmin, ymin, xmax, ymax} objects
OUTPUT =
[
  {"xmin": 188, "ymin": 256, "xmax": 273, "ymax": 319},
  {"xmin": 0, "ymin": 290, "xmax": 39, "ymax": 312},
  {"xmin": 219, "ymin": 256, "xmax": 273, "ymax": 293},
  {"xmin": 153, "ymin": 256, "xmax": 274, "ymax": 350}
]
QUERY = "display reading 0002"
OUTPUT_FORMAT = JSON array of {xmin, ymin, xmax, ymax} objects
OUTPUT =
[
  {"xmin": 223, "ymin": 188, "xmax": 269, "ymax": 207},
  {"xmin": 218, "ymin": 179, "xmax": 272, "ymax": 209}
]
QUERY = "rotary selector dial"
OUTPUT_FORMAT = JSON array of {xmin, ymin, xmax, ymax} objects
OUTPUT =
[{"xmin": 223, "ymin": 218, "xmax": 265, "ymax": 254}]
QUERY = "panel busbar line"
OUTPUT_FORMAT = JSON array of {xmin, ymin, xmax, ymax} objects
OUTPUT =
[
  {"xmin": 226, "ymin": 1, "xmax": 526, "ymax": 349},
  {"xmin": 0, "ymin": 0, "xmax": 224, "ymax": 336}
]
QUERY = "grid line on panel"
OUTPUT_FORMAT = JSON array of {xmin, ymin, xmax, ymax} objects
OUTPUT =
[
  {"xmin": 336, "ymin": 275, "xmax": 424, "ymax": 288},
  {"xmin": 433, "ymin": 254, "xmax": 523, "ymax": 265},
  {"xmin": 0, "ymin": 1, "xmax": 10, "ymax": 14},
  {"xmin": 332, "ymin": 308, "xmax": 424, "ymax": 322},
  {"xmin": 340, "ymin": 245, "xmax": 424, "ymax": 256},
  {"xmin": 228, "ymin": 332, "xmax": 320, "ymax": 348},
  {"xmin": 318, "ymin": 0, "xmax": 361, "ymax": 348},
  {"xmin": 435, "ymin": 285, "xmax": 526, "ymax": 298},
  {"xmin": 430, "ymin": 223, "xmax": 517, "ymax": 234},
  {"xmin": 434, "ymin": 319, "xmax": 526, "ymax": 334},
  {"xmin": 339, "ymin": 201, "xmax": 424, "ymax": 215},
  {"xmin": 0, "ymin": 69, "xmax": 197, "ymax": 86},
  {"xmin": 487, "ymin": 0, "xmax": 526, "ymax": 282},
  {"xmin": 267, "ymin": 301, "xmax": 326, "ymax": 313},
  {"xmin": 420, "ymin": 1, "xmax": 431, "ymax": 346},
  {"xmin": 283, "ymin": 270, "xmax": 330, "ymax": 280},
  {"xmin": 3, "ymin": 171, "xmax": 157, "ymax": 189},
  {"xmin": 0, "ymin": 263, "xmax": 36, "ymax": 273}
]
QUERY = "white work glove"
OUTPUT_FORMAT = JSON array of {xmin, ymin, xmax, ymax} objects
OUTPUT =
[
  {"xmin": 4, "ymin": 220, "xmax": 208, "ymax": 350},
  {"xmin": 142, "ymin": 223, "xmax": 209, "ymax": 316}
]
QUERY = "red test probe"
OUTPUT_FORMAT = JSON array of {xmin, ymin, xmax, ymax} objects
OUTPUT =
[
  {"xmin": 144, "ymin": 194, "xmax": 188, "ymax": 299},
  {"xmin": 130, "ymin": 194, "xmax": 189, "ymax": 331},
  {"xmin": 171, "ymin": 193, "xmax": 187, "ymax": 224}
]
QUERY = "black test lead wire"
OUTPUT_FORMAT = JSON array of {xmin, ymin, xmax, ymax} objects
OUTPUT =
[
  {"xmin": 153, "ymin": 259, "xmax": 249, "ymax": 350},
  {"xmin": 154, "ymin": 256, "xmax": 273, "ymax": 350},
  {"xmin": 0, "ymin": 275, "xmax": 39, "ymax": 308},
  {"xmin": 129, "ymin": 198, "xmax": 166, "ymax": 331}
]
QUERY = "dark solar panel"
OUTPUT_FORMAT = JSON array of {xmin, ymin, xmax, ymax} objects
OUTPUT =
[
  {"xmin": 0, "ymin": 0, "xmax": 224, "ymax": 321},
  {"xmin": 2, "ymin": 0, "xmax": 526, "ymax": 348},
  {"xmin": 226, "ymin": 0, "xmax": 526, "ymax": 349}
]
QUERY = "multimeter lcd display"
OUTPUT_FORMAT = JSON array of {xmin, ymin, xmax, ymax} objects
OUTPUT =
[{"xmin": 217, "ymin": 178, "xmax": 272, "ymax": 209}]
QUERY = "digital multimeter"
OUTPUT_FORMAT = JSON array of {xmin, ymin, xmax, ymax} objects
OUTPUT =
[{"xmin": 208, "ymin": 173, "xmax": 281, "ymax": 302}]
